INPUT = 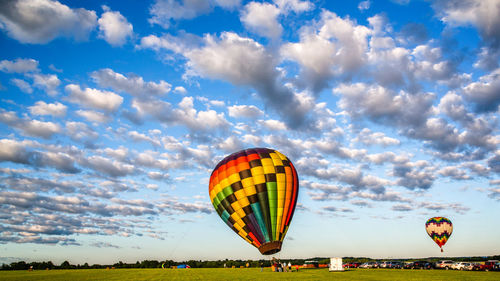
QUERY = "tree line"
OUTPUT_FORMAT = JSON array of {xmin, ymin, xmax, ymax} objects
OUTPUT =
[{"xmin": 2, "ymin": 255, "xmax": 499, "ymax": 270}]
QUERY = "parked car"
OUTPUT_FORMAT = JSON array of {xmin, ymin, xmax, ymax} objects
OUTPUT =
[
  {"xmin": 403, "ymin": 262, "xmax": 414, "ymax": 269},
  {"xmin": 451, "ymin": 262, "xmax": 467, "ymax": 270},
  {"xmin": 494, "ymin": 262, "xmax": 500, "ymax": 271},
  {"xmin": 410, "ymin": 261, "xmax": 432, "ymax": 269},
  {"xmin": 435, "ymin": 260, "xmax": 454, "ymax": 270},
  {"xmin": 379, "ymin": 261, "xmax": 389, "ymax": 268},
  {"xmin": 387, "ymin": 261, "xmax": 402, "ymax": 269},
  {"xmin": 359, "ymin": 262, "xmax": 378, "ymax": 268},
  {"xmin": 478, "ymin": 260, "xmax": 499, "ymax": 271},
  {"xmin": 461, "ymin": 262, "xmax": 474, "ymax": 271}
]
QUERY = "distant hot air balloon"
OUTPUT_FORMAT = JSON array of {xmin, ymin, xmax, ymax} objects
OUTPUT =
[
  {"xmin": 425, "ymin": 217, "xmax": 453, "ymax": 252},
  {"xmin": 209, "ymin": 148, "xmax": 299, "ymax": 255}
]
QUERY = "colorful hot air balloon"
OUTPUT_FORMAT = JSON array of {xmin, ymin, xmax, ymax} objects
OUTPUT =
[
  {"xmin": 209, "ymin": 148, "xmax": 299, "ymax": 255},
  {"xmin": 425, "ymin": 217, "xmax": 453, "ymax": 252}
]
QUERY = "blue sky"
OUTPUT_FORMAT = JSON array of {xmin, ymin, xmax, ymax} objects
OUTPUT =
[{"xmin": 0, "ymin": 0, "xmax": 499, "ymax": 264}]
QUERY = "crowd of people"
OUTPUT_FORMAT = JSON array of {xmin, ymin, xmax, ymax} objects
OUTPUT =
[{"xmin": 268, "ymin": 257, "xmax": 299, "ymax": 272}]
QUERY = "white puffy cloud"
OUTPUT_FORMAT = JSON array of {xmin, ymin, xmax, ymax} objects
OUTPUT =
[
  {"xmin": 76, "ymin": 110, "xmax": 110, "ymax": 123},
  {"xmin": 274, "ymin": 0, "xmax": 313, "ymax": 13},
  {"xmin": 0, "ymin": 110, "xmax": 61, "ymax": 139},
  {"xmin": 28, "ymin": 101, "xmax": 67, "ymax": 117},
  {"xmin": 65, "ymin": 121, "xmax": 98, "ymax": 142},
  {"xmin": 91, "ymin": 68, "xmax": 171, "ymax": 99},
  {"xmin": 258, "ymin": 119, "xmax": 287, "ymax": 131},
  {"xmin": 66, "ymin": 84, "xmax": 123, "ymax": 112},
  {"xmin": 354, "ymin": 128, "xmax": 400, "ymax": 146},
  {"xmin": 0, "ymin": 58, "xmax": 39, "ymax": 73},
  {"xmin": 31, "ymin": 73, "xmax": 61, "ymax": 96},
  {"xmin": 462, "ymin": 68, "xmax": 500, "ymax": 112},
  {"xmin": 434, "ymin": 0, "xmax": 500, "ymax": 46},
  {"xmin": 0, "ymin": 0, "xmax": 97, "ymax": 44},
  {"xmin": 281, "ymin": 10, "xmax": 371, "ymax": 92},
  {"xmin": 185, "ymin": 32, "xmax": 307, "ymax": 128},
  {"xmin": 227, "ymin": 104, "xmax": 264, "ymax": 118},
  {"xmin": 97, "ymin": 5, "xmax": 133, "ymax": 46},
  {"xmin": 241, "ymin": 2, "xmax": 282, "ymax": 39},
  {"xmin": 148, "ymin": 0, "xmax": 211, "ymax": 29}
]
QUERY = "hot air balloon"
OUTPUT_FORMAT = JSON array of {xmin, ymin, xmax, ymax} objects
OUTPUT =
[
  {"xmin": 425, "ymin": 217, "xmax": 453, "ymax": 252},
  {"xmin": 209, "ymin": 148, "xmax": 299, "ymax": 255}
]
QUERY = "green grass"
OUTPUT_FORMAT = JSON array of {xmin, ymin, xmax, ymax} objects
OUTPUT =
[{"xmin": 0, "ymin": 268, "xmax": 498, "ymax": 281}]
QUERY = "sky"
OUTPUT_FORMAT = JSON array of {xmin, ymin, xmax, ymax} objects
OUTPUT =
[{"xmin": 0, "ymin": 0, "xmax": 499, "ymax": 265}]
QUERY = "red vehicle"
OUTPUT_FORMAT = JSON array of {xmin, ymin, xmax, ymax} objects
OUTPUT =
[{"xmin": 478, "ymin": 260, "xmax": 499, "ymax": 271}]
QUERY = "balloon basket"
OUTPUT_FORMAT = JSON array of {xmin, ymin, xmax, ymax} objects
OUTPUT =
[{"xmin": 258, "ymin": 241, "xmax": 282, "ymax": 255}]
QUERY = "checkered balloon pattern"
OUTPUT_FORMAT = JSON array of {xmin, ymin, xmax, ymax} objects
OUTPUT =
[
  {"xmin": 209, "ymin": 148, "xmax": 299, "ymax": 255},
  {"xmin": 425, "ymin": 217, "xmax": 453, "ymax": 252}
]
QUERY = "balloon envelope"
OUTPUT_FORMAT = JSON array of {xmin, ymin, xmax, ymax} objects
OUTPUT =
[
  {"xmin": 209, "ymin": 148, "xmax": 299, "ymax": 255},
  {"xmin": 425, "ymin": 217, "xmax": 453, "ymax": 251}
]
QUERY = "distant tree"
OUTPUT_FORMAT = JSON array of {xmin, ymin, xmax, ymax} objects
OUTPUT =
[{"xmin": 60, "ymin": 261, "xmax": 71, "ymax": 269}]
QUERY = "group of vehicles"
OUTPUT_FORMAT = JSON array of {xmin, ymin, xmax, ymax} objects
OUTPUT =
[{"xmin": 347, "ymin": 260, "xmax": 500, "ymax": 271}]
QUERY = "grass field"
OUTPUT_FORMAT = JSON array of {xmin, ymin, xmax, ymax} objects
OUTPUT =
[{"xmin": 0, "ymin": 268, "xmax": 498, "ymax": 281}]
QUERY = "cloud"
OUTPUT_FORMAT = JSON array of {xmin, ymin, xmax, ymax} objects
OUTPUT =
[
  {"xmin": 97, "ymin": 5, "xmax": 133, "ymax": 46},
  {"xmin": 128, "ymin": 131, "xmax": 161, "ymax": 147},
  {"xmin": 335, "ymin": 83, "xmax": 434, "ymax": 126},
  {"xmin": 90, "ymin": 241, "xmax": 120, "ymax": 248},
  {"xmin": 227, "ymin": 104, "xmax": 264, "ymax": 119},
  {"xmin": 434, "ymin": 0, "xmax": 500, "ymax": 48},
  {"xmin": 76, "ymin": 110, "xmax": 110, "ymax": 123},
  {"xmin": 185, "ymin": 32, "xmax": 309, "ymax": 128},
  {"xmin": 0, "ymin": 139, "xmax": 34, "ymax": 164},
  {"xmin": 358, "ymin": 1, "xmax": 370, "ymax": 11},
  {"xmin": 83, "ymin": 155, "xmax": 135, "ymax": 178},
  {"xmin": 66, "ymin": 84, "xmax": 123, "ymax": 112},
  {"xmin": 30, "ymin": 73, "xmax": 61, "ymax": 96},
  {"xmin": 392, "ymin": 160, "xmax": 436, "ymax": 190},
  {"xmin": 241, "ymin": 2, "xmax": 282, "ymax": 39},
  {"xmin": 281, "ymin": 11, "xmax": 370, "ymax": 92},
  {"xmin": 354, "ymin": 128, "xmax": 400, "ymax": 146},
  {"xmin": 462, "ymin": 68, "xmax": 500, "ymax": 112},
  {"xmin": 0, "ymin": 58, "xmax": 39, "ymax": 73},
  {"xmin": 438, "ymin": 165, "xmax": 471, "ymax": 180},
  {"xmin": 91, "ymin": 68, "xmax": 171, "ymax": 99},
  {"xmin": 0, "ymin": 110, "xmax": 61, "ymax": 139},
  {"xmin": 148, "ymin": 0, "xmax": 211, "ymax": 29},
  {"xmin": 391, "ymin": 204, "xmax": 413, "ymax": 211},
  {"xmin": 10, "ymin": 78, "xmax": 33, "ymax": 93},
  {"xmin": 28, "ymin": 101, "xmax": 67, "ymax": 117},
  {"xmin": 0, "ymin": 0, "xmax": 97, "ymax": 44},
  {"xmin": 65, "ymin": 121, "xmax": 99, "ymax": 143}
]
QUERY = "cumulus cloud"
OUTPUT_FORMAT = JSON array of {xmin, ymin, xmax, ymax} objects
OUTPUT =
[
  {"xmin": 0, "ymin": 110, "xmax": 61, "ymax": 139},
  {"xmin": 30, "ymin": 73, "xmax": 61, "ymax": 96},
  {"xmin": 66, "ymin": 84, "xmax": 123, "ymax": 112},
  {"xmin": 148, "ymin": 0, "xmax": 211, "ymax": 29},
  {"xmin": 0, "ymin": 58, "xmax": 39, "ymax": 73},
  {"xmin": 76, "ymin": 110, "xmax": 110, "ymax": 123},
  {"xmin": 0, "ymin": 0, "xmax": 97, "ymax": 44},
  {"xmin": 281, "ymin": 11, "xmax": 370, "ymax": 92},
  {"xmin": 241, "ymin": 2, "xmax": 282, "ymax": 39},
  {"xmin": 462, "ymin": 68, "xmax": 500, "ymax": 112},
  {"xmin": 185, "ymin": 32, "xmax": 308, "ymax": 128},
  {"xmin": 91, "ymin": 68, "xmax": 171, "ymax": 99},
  {"xmin": 354, "ymin": 128, "xmax": 400, "ymax": 146},
  {"xmin": 28, "ymin": 101, "xmax": 67, "ymax": 117},
  {"xmin": 97, "ymin": 5, "xmax": 133, "ymax": 46},
  {"xmin": 392, "ymin": 160, "xmax": 436, "ymax": 190},
  {"xmin": 434, "ymin": 0, "xmax": 500, "ymax": 48}
]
